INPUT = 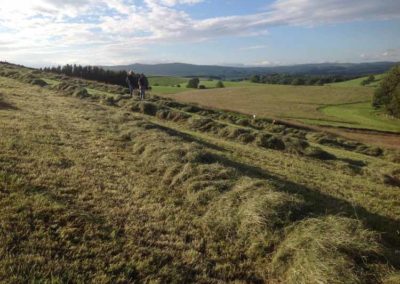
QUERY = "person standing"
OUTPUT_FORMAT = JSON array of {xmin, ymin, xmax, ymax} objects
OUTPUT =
[
  {"xmin": 138, "ymin": 73, "xmax": 148, "ymax": 100},
  {"xmin": 126, "ymin": 71, "xmax": 139, "ymax": 98}
]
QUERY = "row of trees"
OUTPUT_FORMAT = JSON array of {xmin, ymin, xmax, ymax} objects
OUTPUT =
[
  {"xmin": 250, "ymin": 74, "xmax": 357, "ymax": 86},
  {"xmin": 41, "ymin": 65, "xmax": 129, "ymax": 86},
  {"xmin": 373, "ymin": 65, "xmax": 400, "ymax": 118}
]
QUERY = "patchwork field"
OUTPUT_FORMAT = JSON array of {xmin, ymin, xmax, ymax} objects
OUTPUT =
[
  {"xmin": 158, "ymin": 84, "xmax": 399, "ymax": 131},
  {"xmin": 0, "ymin": 63, "xmax": 400, "ymax": 283},
  {"xmin": 151, "ymin": 76, "xmax": 400, "ymax": 151}
]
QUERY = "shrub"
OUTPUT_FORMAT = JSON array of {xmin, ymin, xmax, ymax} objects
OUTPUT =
[
  {"xmin": 198, "ymin": 85, "xmax": 206, "ymax": 89},
  {"xmin": 361, "ymin": 75, "xmax": 375, "ymax": 86},
  {"xmin": 216, "ymin": 81, "xmax": 225, "ymax": 88},
  {"xmin": 187, "ymin": 78, "xmax": 200, "ymax": 89}
]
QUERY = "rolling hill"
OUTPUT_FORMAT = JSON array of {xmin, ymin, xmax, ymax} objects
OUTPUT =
[{"xmin": 103, "ymin": 61, "xmax": 398, "ymax": 78}]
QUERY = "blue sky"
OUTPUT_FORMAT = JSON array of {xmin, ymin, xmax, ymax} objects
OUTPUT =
[{"xmin": 0, "ymin": 0, "xmax": 399, "ymax": 67}]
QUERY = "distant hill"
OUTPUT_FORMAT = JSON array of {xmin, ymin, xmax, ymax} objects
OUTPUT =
[{"xmin": 102, "ymin": 62, "xmax": 398, "ymax": 79}]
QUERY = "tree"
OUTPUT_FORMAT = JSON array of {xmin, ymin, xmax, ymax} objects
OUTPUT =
[
  {"xmin": 361, "ymin": 75, "xmax": 376, "ymax": 86},
  {"xmin": 250, "ymin": 75, "xmax": 260, "ymax": 83},
  {"xmin": 373, "ymin": 65, "xmax": 400, "ymax": 117},
  {"xmin": 216, "ymin": 80, "xmax": 225, "ymax": 88},
  {"xmin": 291, "ymin": 78, "xmax": 305, "ymax": 85},
  {"xmin": 187, "ymin": 77, "xmax": 200, "ymax": 89}
]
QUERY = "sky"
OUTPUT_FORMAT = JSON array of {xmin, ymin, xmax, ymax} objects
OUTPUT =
[{"xmin": 0, "ymin": 0, "xmax": 400, "ymax": 67}]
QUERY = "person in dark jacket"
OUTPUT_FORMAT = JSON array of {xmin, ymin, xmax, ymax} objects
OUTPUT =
[
  {"xmin": 126, "ymin": 71, "xmax": 139, "ymax": 97},
  {"xmin": 138, "ymin": 73, "xmax": 148, "ymax": 100}
]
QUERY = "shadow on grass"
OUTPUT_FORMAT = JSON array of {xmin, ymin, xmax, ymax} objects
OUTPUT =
[
  {"xmin": 0, "ymin": 98, "xmax": 18, "ymax": 110},
  {"xmin": 145, "ymin": 119, "xmax": 400, "ymax": 261},
  {"xmin": 140, "ymin": 121, "xmax": 228, "ymax": 152},
  {"xmin": 209, "ymin": 153, "xmax": 400, "ymax": 267}
]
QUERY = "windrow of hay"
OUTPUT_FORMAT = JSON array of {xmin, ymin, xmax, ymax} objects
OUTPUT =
[
  {"xmin": 127, "ymin": 100, "xmax": 336, "ymax": 160},
  {"xmin": 308, "ymin": 132, "xmax": 384, "ymax": 157},
  {"xmin": 122, "ymin": 120, "xmax": 393, "ymax": 283},
  {"xmin": 271, "ymin": 216, "xmax": 386, "ymax": 284}
]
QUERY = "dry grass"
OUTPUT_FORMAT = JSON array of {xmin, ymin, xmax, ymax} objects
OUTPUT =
[
  {"xmin": 1, "ymin": 64, "xmax": 399, "ymax": 283},
  {"xmin": 271, "ymin": 216, "xmax": 384, "ymax": 284}
]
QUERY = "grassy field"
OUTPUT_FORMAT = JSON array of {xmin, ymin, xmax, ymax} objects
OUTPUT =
[
  {"xmin": 1, "ymin": 63, "xmax": 400, "ymax": 283},
  {"xmin": 317, "ymin": 102, "xmax": 400, "ymax": 132},
  {"xmin": 159, "ymin": 84, "xmax": 373, "ymax": 120},
  {"xmin": 148, "ymin": 76, "xmax": 188, "ymax": 86},
  {"xmin": 150, "ymin": 78, "xmax": 258, "ymax": 94},
  {"xmin": 327, "ymin": 73, "xmax": 385, "ymax": 87},
  {"xmin": 157, "ymin": 82, "xmax": 400, "ymax": 133}
]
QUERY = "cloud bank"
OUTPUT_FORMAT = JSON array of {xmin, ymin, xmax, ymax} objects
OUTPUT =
[{"xmin": 0, "ymin": 0, "xmax": 399, "ymax": 65}]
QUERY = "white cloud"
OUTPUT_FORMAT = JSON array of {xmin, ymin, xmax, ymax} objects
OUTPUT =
[
  {"xmin": 360, "ymin": 48, "xmax": 400, "ymax": 61},
  {"xmin": 240, "ymin": 45, "xmax": 268, "ymax": 51},
  {"xmin": 1, "ymin": 0, "xmax": 399, "ymax": 65},
  {"xmin": 270, "ymin": 0, "xmax": 400, "ymax": 25}
]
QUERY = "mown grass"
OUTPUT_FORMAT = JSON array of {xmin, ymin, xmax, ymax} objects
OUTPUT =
[
  {"xmin": 327, "ymin": 74, "xmax": 385, "ymax": 87},
  {"xmin": 1, "ymin": 63, "xmax": 400, "ymax": 283},
  {"xmin": 159, "ymin": 84, "xmax": 372, "ymax": 119},
  {"xmin": 158, "ymin": 82, "xmax": 400, "ymax": 134},
  {"xmin": 317, "ymin": 102, "xmax": 400, "ymax": 132}
]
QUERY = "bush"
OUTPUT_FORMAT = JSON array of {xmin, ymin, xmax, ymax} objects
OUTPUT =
[
  {"xmin": 187, "ymin": 78, "xmax": 200, "ymax": 89},
  {"xmin": 198, "ymin": 85, "xmax": 206, "ymax": 89},
  {"xmin": 361, "ymin": 75, "xmax": 375, "ymax": 86},
  {"xmin": 216, "ymin": 81, "xmax": 225, "ymax": 88}
]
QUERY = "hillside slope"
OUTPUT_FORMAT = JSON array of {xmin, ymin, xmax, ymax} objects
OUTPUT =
[
  {"xmin": 103, "ymin": 62, "xmax": 398, "ymax": 78},
  {"xmin": 1, "ymin": 63, "xmax": 400, "ymax": 283}
]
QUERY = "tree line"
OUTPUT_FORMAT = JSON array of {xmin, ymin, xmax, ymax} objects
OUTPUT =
[
  {"xmin": 41, "ymin": 65, "xmax": 129, "ymax": 86},
  {"xmin": 249, "ymin": 74, "xmax": 358, "ymax": 86}
]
